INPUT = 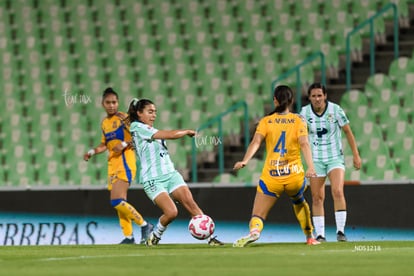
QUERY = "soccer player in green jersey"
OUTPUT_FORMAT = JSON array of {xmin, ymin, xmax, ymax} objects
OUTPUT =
[
  {"xmin": 300, "ymin": 83, "xmax": 361, "ymax": 242},
  {"xmin": 127, "ymin": 98, "xmax": 223, "ymax": 246}
]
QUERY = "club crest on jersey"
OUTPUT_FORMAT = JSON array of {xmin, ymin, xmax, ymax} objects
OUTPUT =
[{"xmin": 327, "ymin": 114, "xmax": 335, "ymax": 123}]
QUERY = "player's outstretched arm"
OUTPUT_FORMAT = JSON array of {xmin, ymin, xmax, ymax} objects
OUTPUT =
[
  {"xmin": 233, "ymin": 133, "xmax": 264, "ymax": 170},
  {"xmin": 153, "ymin": 129, "xmax": 196, "ymax": 140},
  {"xmin": 83, "ymin": 143, "xmax": 107, "ymax": 161}
]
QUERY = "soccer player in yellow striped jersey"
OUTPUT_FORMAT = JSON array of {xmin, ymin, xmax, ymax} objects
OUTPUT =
[
  {"xmin": 233, "ymin": 85, "xmax": 320, "ymax": 247},
  {"xmin": 83, "ymin": 87, "xmax": 153, "ymax": 244}
]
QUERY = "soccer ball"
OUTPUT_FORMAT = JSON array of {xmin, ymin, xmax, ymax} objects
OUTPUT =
[{"xmin": 188, "ymin": 214, "xmax": 215, "ymax": 240}]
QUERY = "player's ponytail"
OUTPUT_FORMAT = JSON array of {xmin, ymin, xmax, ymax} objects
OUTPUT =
[{"xmin": 268, "ymin": 85, "xmax": 294, "ymax": 115}]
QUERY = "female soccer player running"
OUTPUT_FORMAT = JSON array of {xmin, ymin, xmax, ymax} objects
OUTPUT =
[
  {"xmin": 84, "ymin": 87, "xmax": 153, "ymax": 244},
  {"xmin": 127, "ymin": 98, "xmax": 223, "ymax": 246},
  {"xmin": 233, "ymin": 85, "xmax": 320, "ymax": 247}
]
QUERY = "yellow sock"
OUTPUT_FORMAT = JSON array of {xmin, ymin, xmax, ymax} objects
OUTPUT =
[
  {"xmin": 249, "ymin": 216, "xmax": 264, "ymax": 234},
  {"xmin": 114, "ymin": 201, "xmax": 145, "ymax": 226},
  {"xmin": 293, "ymin": 201, "xmax": 314, "ymax": 238},
  {"xmin": 117, "ymin": 210, "xmax": 133, "ymax": 237}
]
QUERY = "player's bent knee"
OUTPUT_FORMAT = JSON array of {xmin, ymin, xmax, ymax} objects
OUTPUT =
[{"xmin": 164, "ymin": 208, "xmax": 179, "ymax": 220}]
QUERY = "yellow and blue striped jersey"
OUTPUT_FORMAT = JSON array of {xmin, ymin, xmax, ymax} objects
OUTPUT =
[{"xmin": 256, "ymin": 112, "xmax": 308, "ymax": 183}]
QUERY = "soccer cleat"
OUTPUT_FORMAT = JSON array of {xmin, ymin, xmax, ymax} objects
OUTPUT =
[
  {"xmin": 316, "ymin": 235, "xmax": 327, "ymax": 242},
  {"xmin": 306, "ymin": 237, "xmax": 321, "ymax": 245},
  {"xmin": 233, "ymin": 231, "xmax": 260, "ymax": 248},
  {"xmin": 208, "ymin": 236, "xmax": 224, "ymax": 246},
  {"xmin": 119, "ymin": 237, "xmax": 135, "ymax": 244},
  {"xmin": 145, "ymin": 232, "xmax": 161, "ymax": 246},
  {"xmin": 337, "ymin": 231, "xmax": 347, "ymax": 242},
  {"xmin": 140, "ymin": 223, "xmax": 154, "ymax": 244}
]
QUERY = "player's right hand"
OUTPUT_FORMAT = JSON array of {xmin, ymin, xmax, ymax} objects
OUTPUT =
[{"xmin": 233, "ymin": 161, "xmax": 246, "ymax": 170}]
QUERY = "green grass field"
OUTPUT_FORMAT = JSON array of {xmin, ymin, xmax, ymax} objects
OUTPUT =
[{"xmin": 1, "ymin": 241, "xmax": 413, "ymax": 275}]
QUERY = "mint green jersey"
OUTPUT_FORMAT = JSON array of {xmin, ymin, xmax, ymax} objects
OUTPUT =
[
  {"xmin": 130, "ymin": 121, "xmax": 175, "ymax": 182},
  {"xmin": 300, "ymin": 101, "xmax": 349, "ymax": 162}
]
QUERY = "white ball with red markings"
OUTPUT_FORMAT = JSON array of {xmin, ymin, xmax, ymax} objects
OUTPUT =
[{"xmin": 188, "ymin": 214, "xmax": 215, "ymax": 240}]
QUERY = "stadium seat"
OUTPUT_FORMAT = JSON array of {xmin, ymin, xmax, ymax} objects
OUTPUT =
[
  {"xmin": 397, "ymin": 152, "xmax": 414, "ymax": 180},
  {"xmin": 352, "ymin": 121, "xmax": 384, "ymax": 149},
  {"xmin": 292, "ymin": 0, "xmax": 320, "ymax": 14},
  {"xmin": 370, "ymin": 89, "xmax": 402, "ymax": 123},
  {"xmin": 236, "ymin": 157, "xmax": 263, "ymax": 186},
  {"xmin": 352, "ymin": 1, "xmax": 387, "ymax": 44},
  {"xmin": 363, "ymin": 73, "xmax": 393, "ymax": 100},
  {"xmin": 280, "ymin": 44, "xmax": 308, "ymax": 71},
  {"xmin": 271, "ymin": 0, "xmax": 292, "ymax": 13},
  {"xmin": 323, "ymin": 2, "xmax": 366, "ymax": 61},
  {"xmin": 385, "ymin": 0, "xmax": 410, "ymax": 27},
  {"xmin": 250, "ymin": 45, "xmax": 282, "ymax": 88},
  {"xmin": 388, "ymin": 56, "xmax": 414, "ymax": 82},
  {"xmin": 297, "ymin": 12, "xmax": 325, "ymax": 39},
  {"xmin": 10, "ymin": 134, "xmax": 34, "ymax": 174},
  {"xmin": 4, "ymin": 159, "xmax": 35, "ymax": 187},
  {"xmin": 391, "ymin": 133, "xmax": 413, "ymax": 164},
  {"xmin": 345, "ymin": 105, "xmax": 376, "ymax": 126},
  {"xmin": 167, "ymin": 140, "xmax": 190, "ymax": 180},
  {"xmin": 340, "ymin": 89, "xmax": 369, "ymax": 110},
  {"xmin": 395, "ymin": 72, "xmax": 414, "ymax": 117},
  {"xmin": 156, "ymin": 109, "xmax": 180, "ymax": 130},
  {"xmin": 377, "ymin": 104, "xmax": 408, "ymax": 132},
  {"xmin": 362, "ymin": 154, "xmax": 398, "ymax": 181},
  {"xmin": 383, "ymin": 120, "xmax": 414, "ymax": 149},
  {"xmin": 203, "ymin": 82, "xmax": 233, "ymax": 117},
  {"xmin": 321, "ymin": 0, "xmax": 349, "ymax": 16},
  {"xmin": 318, "ymin": 42, "xmax": 340, "ymax": 78},
  {"xmin": 395, "ymin": 71, "xmax": 414, "ymax": 94}
]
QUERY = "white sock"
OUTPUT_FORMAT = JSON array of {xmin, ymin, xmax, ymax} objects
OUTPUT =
[
  {"xmin": 335, "ymin": 210, "xmax": 347, "ymax": 233},
  {"xmin": 313, "ymin": 216, "xmax": 325, "ymax": 237},
  {"xmin": 140, "ymin": 221, "xmax": 148, "ymax": 227},
  {"xmin": 154, "ymin": 219, "xmax": 167, "ymax": 238}
]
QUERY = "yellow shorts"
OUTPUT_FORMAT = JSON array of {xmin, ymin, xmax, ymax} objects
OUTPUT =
[
  {"xmin": 257, "ymin": 172, "xmax": 306, "ymax": 199},
  {"xmin": 107, "ymin": 153, "xmax": 136, "ymax": 190}
]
